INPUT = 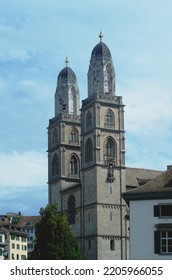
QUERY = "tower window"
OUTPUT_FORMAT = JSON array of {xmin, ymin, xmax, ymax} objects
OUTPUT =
[
  {"xmin": 68, "ymin": 195, "xmax": 76, "ymax": 224},
  {"xmin": 52, "ymin": 153, "xmax": 59, "ymax": 177},
  {"xmin": 110, "ymin": 212, "xmax": 113, "ymax": 221},
  {"xmin": 70, "ymin": 155, "xmax": 78, "ymax": 175},
  {"xmin": 85, "ymin": 138, "xmax": 93, "ymax": 163},
  {"xmin": 105, "ymin": 109, "xmax": 114, "ymax": 126},
  {"xmin": 70, "ymin": 127, "xmax": 78, "ymax": 143},
  {"xmin": 70, "ymin": 130, "xmax": 77, "ymax": 142},
  {"xmin": 52, "ymin": 128, "xmax": 58, "ymax": 147},
  {"xmin": 86, "ymin": 111, "xmax": 92, "ymax": 131},
  {"xmin": 110, "ymin": 239, "xmax": 115, "ymax": 251},
  {"xmin": 105, "ymin": 138, "xmax": 115, "ymax": 158}
]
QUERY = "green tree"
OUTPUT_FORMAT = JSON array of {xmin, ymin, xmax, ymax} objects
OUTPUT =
[{"xmin": 30, "ymin": 204, "xmax": 84, "ymax": 260}]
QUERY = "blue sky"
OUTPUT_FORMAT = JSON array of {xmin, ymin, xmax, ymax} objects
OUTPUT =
[{"xmin": 0, "ymin": 0, "xmax": 172, "ymax": 215}]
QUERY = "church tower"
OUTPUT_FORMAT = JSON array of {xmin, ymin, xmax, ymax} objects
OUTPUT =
[
  {"xmin": 80, "ymin": 32, "xmax": 126, "ymax": 259},
  {"xmin": 48, "ymin": 35, "xmax": 128, "ymax": 259},
  {"xmin": 48, "ymin": 58, "xmax": 81, "ymax": 221}
]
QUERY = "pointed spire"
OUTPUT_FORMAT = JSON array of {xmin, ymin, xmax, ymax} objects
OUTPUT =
[
  {"xmin": 65, "ymin": 56, "xmax": 69, "ymax": 67},
  {"xmin": 99, "ymin": 30, "xmax": 103, "ymax": 42}
]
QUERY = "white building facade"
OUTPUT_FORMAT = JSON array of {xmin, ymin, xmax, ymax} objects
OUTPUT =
[{"xmin": 123, "ymin": 167, "xmax": 172, "ymax": 260}]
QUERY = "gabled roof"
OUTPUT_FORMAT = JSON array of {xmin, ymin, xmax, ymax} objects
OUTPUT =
[{"xmin": 123, "ymin": 167, "xmax": 172, "ymax": 203}]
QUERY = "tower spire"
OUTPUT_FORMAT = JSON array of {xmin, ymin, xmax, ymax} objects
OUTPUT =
[{"xmin": 99, "ymin": 30, "xmax": 103, "ymax": 42}]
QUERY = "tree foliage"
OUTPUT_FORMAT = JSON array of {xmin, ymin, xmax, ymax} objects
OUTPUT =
[{"xmin": 30, "ymin": 204, "xmax": 84, "ymax": 260}]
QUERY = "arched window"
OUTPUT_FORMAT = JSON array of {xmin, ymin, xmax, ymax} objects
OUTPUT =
[
  {"xmin": 52, "ymin": 128, "xmax": 58, "ymax": 146},
  {"xmin": 104, "ymin": 138, "xmax": 116, "ymax": 161},
  {"xmin": 68, "ymin": 195, "xmax": 75, "ymax": 224},
  {"xmin": 85, "ymin": 138, "xmax": 93, "ymax": 163},
  {"xmin": 70, "ymin": 127, "xmax": 78, "ymax": 143},
  {"xmin": 70, "ymin": 130, "xmax": 76, "ymax": 142},
  {"xmin": 70, "ymin": 155, "xmax": 77, "ymax": 175},
  {"xmin": 52, "ymin": 153, "xmax": 59, "ymax": 177},
  {"xmin": 105, "ymin": 109, "xmax": 114, "ymax": 126},
  {"xmin": 86, "ymin": 111, "xmax": 92, "ymax": 131}
]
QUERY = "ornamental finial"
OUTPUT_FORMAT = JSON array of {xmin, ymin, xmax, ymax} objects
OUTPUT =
[
  {"xmin": 99, "ymin": 30, "xmax": 103, "ymax": 42},
  {"xmin": 65, "ymin": 56, "xmax": 69, "ymax": 66}
]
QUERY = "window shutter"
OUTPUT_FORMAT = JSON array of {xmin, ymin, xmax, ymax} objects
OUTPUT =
[
  {"xmin": 154, "ymin": 231, "xmax": 160, "ymax": 254},
  {"xmin": 154, "ymin": 205, "xmax": 160, "ymax": 217}
]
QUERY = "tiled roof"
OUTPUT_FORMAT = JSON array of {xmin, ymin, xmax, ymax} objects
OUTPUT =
[
  {"xmin": 123, "ymin": 167, "xmax": 172, "ymax": 203},
  {"xmin": 125, "ymin": 167, "xmax": 162, "ymax": 188},
  {"xmin": 0, "ymin": 225, "xmax": 27, "ymax": 236},
  {"xmin": 17, "ymin": 216, "xmax": 41, "ymax": 228}
]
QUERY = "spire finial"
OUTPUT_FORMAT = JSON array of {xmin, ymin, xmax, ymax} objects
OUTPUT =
[
  {"xmin": 99, "ymin": 30, "xmax": 103, "ymax": 42},
  {"xmin": 65, "ymin": 56, "xmax": 69, "ymax": 66}
]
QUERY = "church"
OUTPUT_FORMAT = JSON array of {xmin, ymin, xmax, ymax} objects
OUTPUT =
[{"xmin": 47, "ymin": 32, "xmax": 161, "ymax": 259}]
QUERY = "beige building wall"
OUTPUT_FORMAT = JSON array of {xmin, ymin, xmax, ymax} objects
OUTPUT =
[{"xmin": 8, "ymin": 233, "xmax": 27, "ymax": 260}]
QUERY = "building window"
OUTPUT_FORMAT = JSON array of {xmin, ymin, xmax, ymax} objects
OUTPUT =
[
  {"xmin": 110, "ymin": 186, "xmax": 112, "ymax": 195},
  {"xmin": 104, "ymin": 138, "xmax": 116, "ymax": 161},
  {"xmin": 17, "ymin": 254, "xmax": 19, "ymax": 260},
  {"xmin": 0, "ymin": 249, "xmax": 2, "ymax": 256},
  {"xmin": 154, "ymin": 204, "xmax": 172, "ymax": 217},
  {"xmin": 52, "ymin": 128, "xmax": 58, "ymax": 147},
  {"xmin": 106, "ymin": 139, "xmax": 114, "ymax": 157},
  {"xmin": 52, "ymin": 153, "xmax": 59, "ymax": 177},
  {"xmin": 110, "ymin": 212, "xmax": 113, "ymax": 221},
  {"xmin": 12, "ymin": 243, "xmax": 15, "ymax": 249},
  {"xmin": 85, "ymin": 138, "xmax": 93, "ymax": 163},
  {"xmin": 70, "ymin": 155, "xmax": 78, "ymax": 175},
  {"xmin": 105, "ymin": 109, "xmax": 114, "ymax": 126},
  {"xmin": 86, "ymin": 111, "xmax": 92, "ymax": 131},
  {"xmin": 68, "ymin": 195, "xmax": 76, "ymax": 224},
  {"xmin": 70, "ymin": 127, "xmax": 78, "ymax": 143},
  {"xmin": 28, "ymin": 244, "xmax": 33, "ymax": 250},
  {"xmin": 17, "ymin": 244, "xmax": 20, "ymax": 250},
  {"xmin": 110, "ymin": 239, "xmax": 115, "ymax": 251},
  {"xmin": 70, "ymin": 129, "xmax": 76, "ymax": 142},
  {"xmin": 155, "ymin": 229, "xmax": 172, "ymax": 254},
  {"xmin": 0, "ymin": 235, "xmax": 2, "ymax": 243},
  {"xmin": 21, "ymin": 255, "xmax": 27, "ymax": 260}
]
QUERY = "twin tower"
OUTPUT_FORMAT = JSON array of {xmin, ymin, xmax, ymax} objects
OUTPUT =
[{"xmin": 47, "ymin": 33, "xmax": 128, "ymax": 259}]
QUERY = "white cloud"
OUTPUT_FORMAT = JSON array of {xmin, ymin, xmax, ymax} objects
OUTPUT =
[
  {"xmin": 0, "ymin": 185, "xmax": 47, "ymax": 215},
  {"xmin": 0, "ymin": 151, "xmax": 47, "ymax": 187}
]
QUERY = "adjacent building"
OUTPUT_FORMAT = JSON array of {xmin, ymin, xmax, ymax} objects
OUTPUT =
[
  {"xmin": 0, "ymin": 214, "xmax": 40, "ymax": 259},
  {"xmin": 122, "ymin": 166, "xmax": 172, "ymax": 259},
  {"xmin": 17, "ymin": 216, "xmax": 41, "ymax": 254},
  {"xmin": 0, "ymin": 225, "xmax": 27, "ymax": 260}
]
